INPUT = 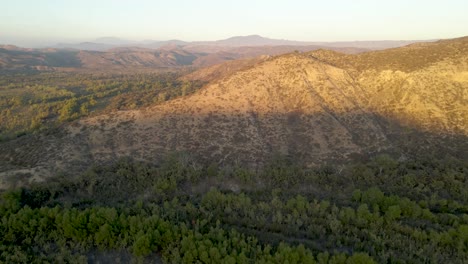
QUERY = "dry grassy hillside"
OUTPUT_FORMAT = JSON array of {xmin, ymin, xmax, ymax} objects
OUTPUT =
[
  {"xmin": 183, "ymin": 56, "xmax": 271, "ymax": 83},
  {"xmin": 0, "ymin": 37, "xmax": 467, "ymax": 188},
  {"xmin": 71, "ymin": 54, "xmax": 389, "ymax": 165},
  {"xmin": 310, "ymin": 37, "xmax": 468, "ymax": 134}
]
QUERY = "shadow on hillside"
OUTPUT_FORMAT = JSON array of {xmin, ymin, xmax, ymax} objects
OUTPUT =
[
  {"xmin": 43, "ymin": 51, "xmax": 82, "ymax": 67},
  {"xmin": 0, "ymin": 49, "xmax": 82, "ymax": 73},
  {"xmin": 0, "ymin": 110, "xmax": 466, "ymax": 183}
]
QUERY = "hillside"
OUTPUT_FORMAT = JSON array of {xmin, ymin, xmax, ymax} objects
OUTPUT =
[
  {"xmin": 310, "ymin": 37, "xmax": 468, "ymax": 134},
  {"xmin": 0, "ymin": 37, "xmax": 467, "ymax": 188},
  {"xmin": 0, "ymin": 46, "xmax": 197, "ymax": 72},
  {"xmin": 76, "ymin": 48, "xmax": 198, "ymax": 68},
  {"xmin": 0, "ymin": 47, "xmax": 81, "ymax": 72}
]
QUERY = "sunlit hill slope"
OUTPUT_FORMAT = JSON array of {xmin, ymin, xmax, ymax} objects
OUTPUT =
[{"xmin": 0, "ymin": 37, "xmax": 467, "ymax": 188}]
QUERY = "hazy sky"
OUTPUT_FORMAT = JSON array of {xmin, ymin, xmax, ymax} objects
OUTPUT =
[{"xmin": 2, "ymin": 0, "xmax": 467, "ymax": 46}]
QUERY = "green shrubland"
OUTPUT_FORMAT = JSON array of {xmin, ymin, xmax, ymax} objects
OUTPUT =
[{"xmin": 1, "ymin": 154, "xmax": 466, "ymax": 263}]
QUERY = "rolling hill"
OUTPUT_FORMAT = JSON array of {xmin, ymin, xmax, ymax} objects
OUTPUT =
[
  {"xmin": 0, "ymin": 37, "xmax": 467, "ymax": 189},
  {"xmin": 0, "ymin": 44, "xmax": 367, "ymax": 72}
]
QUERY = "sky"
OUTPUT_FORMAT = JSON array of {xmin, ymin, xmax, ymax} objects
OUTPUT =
[{"xmin": 1, "ymin": 0, "xmax": 468, "ymax": 47}]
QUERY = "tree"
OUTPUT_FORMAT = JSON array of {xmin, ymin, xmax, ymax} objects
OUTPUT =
[
  {"xmin": 58, "ymin": 98, "xmax": 79, "ymax": 122},
  {"xmin": 385, "ymin": 205, "xmax": 401, "ymax": 222},
  {"xmin": 346, "ymin": 253, "xmax": 376, "ymax": 264},
  {"xmin": 132, "ymin": 234, "xmax": 152, "ymax": 257}
]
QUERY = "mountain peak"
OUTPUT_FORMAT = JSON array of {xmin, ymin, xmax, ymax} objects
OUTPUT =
[
  {"xmin": 94, "ymin": 37, "xmax": 134, "ymax": 45},
  {"xmin": 226, "ymin": 35, "xmax": 265, "ymax": 40},
  {"xmin": 215, "ymin": 35, "xmax": 292, "ymax": 46}
]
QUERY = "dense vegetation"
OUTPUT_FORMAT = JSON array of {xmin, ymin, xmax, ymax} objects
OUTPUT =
[
  {"xmin": 1, "ymin": 153, "xmax": 467, "ymax": 263},
  {"xmin": 0, "ymin": 71, "xmax": 203, "ymax": 141}
]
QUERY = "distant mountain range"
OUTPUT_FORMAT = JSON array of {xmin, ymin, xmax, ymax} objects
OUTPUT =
[
  {"xmin": 52, "ymin": 35, "xmax": 432, "ymax": 51},
  {"xmin": 0, "ymin": 35, "xmax": 436, "ymax": 73}
]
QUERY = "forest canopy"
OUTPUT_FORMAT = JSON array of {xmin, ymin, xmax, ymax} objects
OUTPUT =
[{"xmin": 1, "ymin": 154, "xmax": 467, "ymax": 263}]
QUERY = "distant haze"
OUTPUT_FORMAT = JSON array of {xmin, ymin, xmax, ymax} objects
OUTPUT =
[{"xmin": 1, "ymin": 0, "xmax": 467, "ymax": 47}]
